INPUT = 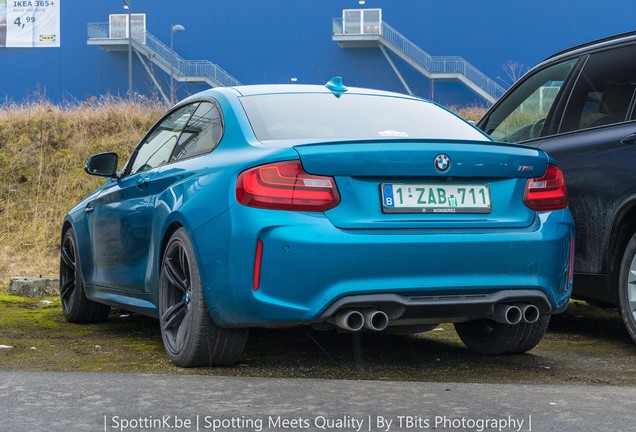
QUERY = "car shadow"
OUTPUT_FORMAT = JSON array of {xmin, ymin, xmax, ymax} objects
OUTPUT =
[
  {"xmin": 238, "ymin": 326, "xmax": 558, "ymax": 382},
  {"xmin": 89, "ymin": 304, "xmax": 634, "ymax": 382},
  {"xmin": 547, "ymin": 301, "xmax": 633, "ymax": 344}
]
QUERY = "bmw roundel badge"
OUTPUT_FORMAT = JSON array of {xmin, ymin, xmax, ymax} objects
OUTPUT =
[{"xmin": 434, "ymin": 154, "xmax": 450, "ymax": 172}]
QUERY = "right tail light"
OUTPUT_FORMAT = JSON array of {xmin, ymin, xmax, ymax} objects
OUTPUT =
[{"xmin": 523, "ymin": 164, "xmax": 568, "ymax": 211}]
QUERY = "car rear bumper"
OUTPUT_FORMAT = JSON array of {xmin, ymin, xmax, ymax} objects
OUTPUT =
[
  {"xmin": 315, "ymin": 290, "xmax": 553, "ymax": 325},
  {"xmin": 192, "ymin": 207, "xmax": 574, "ymax": 327}
]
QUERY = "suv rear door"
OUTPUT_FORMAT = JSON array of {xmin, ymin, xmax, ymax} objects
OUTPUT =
[{"xmin": 538, "ymin": 44, "xmax": 636, "ymax": 304}]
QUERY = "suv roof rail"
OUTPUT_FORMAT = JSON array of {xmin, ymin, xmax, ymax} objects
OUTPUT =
[{"xmin": 544, "ymin": 30, "xmax": 636, "ymax": 61}]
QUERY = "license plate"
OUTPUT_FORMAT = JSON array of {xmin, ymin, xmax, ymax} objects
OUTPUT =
[{"xmin": 381, "ymin": 183, "xmax": 492, "ymax": 214}]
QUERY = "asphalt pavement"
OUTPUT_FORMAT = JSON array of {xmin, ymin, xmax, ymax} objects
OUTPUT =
[{"xmin": 0, "ymin": 371, "xmax": 634, "ymax": 432}]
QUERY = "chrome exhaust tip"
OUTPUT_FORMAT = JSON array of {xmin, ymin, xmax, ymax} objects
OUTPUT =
[
  {"xmin": 330, "ymin": 309, "xmax": 365, "ymax": 332},
  {"xmin": 363, "ymin": 310, "xmax": 389, "ymax": 331},
  {"xmin": 493, "ymin": 304, "xmax": 522, "ymax": 325},
  {"xmin": 520, "ymin": 304, "xmax": 540, "ymax": 324}
]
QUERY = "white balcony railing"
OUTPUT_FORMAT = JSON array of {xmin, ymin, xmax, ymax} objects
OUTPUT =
[
  {"xmin": 87, "ymin": 22, "xmax": 241, "ymax": 88},
  {"xmin": 333, "ymin": 18, "xmax": 505, "ymax": 101}
]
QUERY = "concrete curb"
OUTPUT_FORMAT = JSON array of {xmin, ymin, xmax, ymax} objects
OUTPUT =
[{"xmin": 9, "ymin": 277, "xmax": 59, "ymax": 297}]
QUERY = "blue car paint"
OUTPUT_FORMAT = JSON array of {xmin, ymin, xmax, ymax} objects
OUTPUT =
[{"xmin": 63, "ymin": 85, "xmax": 575, "ymax": 327}]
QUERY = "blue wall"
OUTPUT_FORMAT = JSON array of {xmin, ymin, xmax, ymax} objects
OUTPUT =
[{"xmin": 1, "ymin": 0, "xmax": 635, "ymax": 106}]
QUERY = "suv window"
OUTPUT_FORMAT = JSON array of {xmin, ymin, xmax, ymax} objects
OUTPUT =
[
  {"xmin": 481, "ymin": 59, "xmax": 577, "ymax": 143},
  {"xmin": 170, "ymin": 101, "xmax": 223, "ymax": 162},
  {"xmin": 128, "ymin": 103, "xmax": 199, "ymax": 175},
  {"xmin": 560, "ymin": 45, "xmax": 636, "ymax": 133}
]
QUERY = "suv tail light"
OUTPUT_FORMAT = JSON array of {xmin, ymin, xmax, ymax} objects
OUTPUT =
[
  {"xmin": 236, "ymin": 160, "xmax": 341, "ymax": 211},
  {"xmin": 523, "ymin": 164, "xmax": 568, "ymax": 211}
]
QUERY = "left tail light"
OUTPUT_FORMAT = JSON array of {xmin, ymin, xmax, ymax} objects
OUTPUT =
[
  {"xmin": 523, "ymin": 164, "xmax": 568, "ymax": 211},
  {"xmin": 236, "ymin": 160, "xmax": 340, "ymax": 211}
]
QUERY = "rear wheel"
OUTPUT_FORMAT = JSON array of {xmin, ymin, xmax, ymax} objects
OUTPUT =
[
  {"xmin": 454, "ymin": 316, "xmax": 550, "ymax": 355},
  {"xmin": 159, "ymin": 228, "xmax": 248, "ymax": 367},
  {"xmin": 618, "ymin": 232, "xmax": 636, "ymax": 344},
  {"xmin": 59, "ymin": 228, "xmax": 110, "ymax": 323}
]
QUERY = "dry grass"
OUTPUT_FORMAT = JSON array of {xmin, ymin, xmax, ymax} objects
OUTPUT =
[
  {"xmin": 0, "ymin": 96, "xmax": 165, "ymax": 283},
  {"xmin": 449, "ymin": 105, "xmax": 488, "ymax": 123}
]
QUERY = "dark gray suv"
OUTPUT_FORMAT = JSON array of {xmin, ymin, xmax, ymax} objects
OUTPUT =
[{"xmin": 479, "ymin": 32, "xmax": 636, "ymax": 344}]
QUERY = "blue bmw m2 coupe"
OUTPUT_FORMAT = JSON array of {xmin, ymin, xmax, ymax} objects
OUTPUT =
[{"xmin": 60, "ymin": 80, "xmax": 574, "ymax": 366}]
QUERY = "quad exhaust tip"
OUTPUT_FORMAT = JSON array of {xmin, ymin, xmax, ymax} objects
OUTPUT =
[{"xmin": 331, "ymin": 304, "xmax": 540, "ymax": 331}]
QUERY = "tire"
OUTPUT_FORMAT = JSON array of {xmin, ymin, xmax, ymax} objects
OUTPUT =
[
  {"xmin": 618, "ymin": 232, "xmax": 636, "ymax": 344},
  {"xmin": 454, "ymin": 315, "xmax": 550, "ymax": 355},
  {"xmin": 159, "ymin": 228, "xmax": 248, "ymax": 367},
  {"xmin": 59, "ymin": 228, "xmax": 111, "ymax": 323}
]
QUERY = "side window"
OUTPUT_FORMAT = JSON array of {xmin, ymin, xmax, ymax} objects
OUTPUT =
[
  {"xmin": 128, "ymin": 103, "xmax": 199, "ymax": 175},
  {"xmin": 560, "ymin": 45, "xmax": 636, "ymax": 133},
  {"xmin": 481, "ymin": 59, "xmax": 577, "ymax": 143},
  {"xmin": 170, "ymin": 101, "xmax": 223, "ymax": 162}
]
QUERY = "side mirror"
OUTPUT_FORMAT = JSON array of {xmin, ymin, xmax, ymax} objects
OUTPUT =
[{"xmin": 85, "ymin": 152, "xmax": 119, "ymax": 178}]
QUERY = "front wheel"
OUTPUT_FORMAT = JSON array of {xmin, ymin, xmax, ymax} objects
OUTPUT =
[
  {"xmin": 59, "ymin": 228, "xmax": 111, "ymax": 323},
  {"xmin": 159, "ymin": 228, "xmax": 248, "ymax": 367},
  {"xmin": 618, "ymin": 232, "xmax": 636, "ymax": 344},
  {"xmin": 454, "ymin": 316, "xmax": 550, "ymax": 355}
]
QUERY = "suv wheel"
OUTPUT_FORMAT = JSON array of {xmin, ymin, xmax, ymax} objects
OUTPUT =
[{"xmin": 618, "ymin": 232, "xmax": 636, "ymax": 344}]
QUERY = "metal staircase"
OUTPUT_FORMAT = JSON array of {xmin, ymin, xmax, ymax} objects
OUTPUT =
[
  {"xmin": 87, "ymin": 22, "xmax": 241, "ymax": 102},
  {"xmin": 332, "ymin": 13, "xmax": 505, "ymax": 104}
]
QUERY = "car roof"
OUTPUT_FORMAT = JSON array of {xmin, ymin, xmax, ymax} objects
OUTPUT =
[
  {"xmin": 232, "ymin": 84, "xmax": 421, "ymax": 98},
  {"xmin": 543, "ymin": 31, "xmax": 636, "ymax": 63},
  {"xmin": 194, "ymin": 84, "xmax": 423, "ymax": 100}
]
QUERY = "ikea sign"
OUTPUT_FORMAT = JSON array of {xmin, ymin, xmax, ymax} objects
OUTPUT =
[{"xmin": 0, "ymin": 0, "xmax": 60, "ymax": 48}]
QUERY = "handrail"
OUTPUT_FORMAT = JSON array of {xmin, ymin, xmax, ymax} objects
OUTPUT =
[
  {"xmin": 332, "ymin": 18, "xmax": 505, "ymax": 101},
  {"xmin": 87, "ymin": 22, "xmax": 241, "ymax": 87}
]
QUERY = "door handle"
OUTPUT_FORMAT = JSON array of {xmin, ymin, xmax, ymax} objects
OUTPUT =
[
  {"xmin": 136, "ymin": 177, "xmax": 150, "ymax": 188},
  {"xmin": 621, "ymin": 133, "xmax": 636, "ymax": 146}
]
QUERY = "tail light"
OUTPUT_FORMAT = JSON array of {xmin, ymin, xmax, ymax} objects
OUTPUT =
[
  {"xmin": 523, "ymin": 164, "xmax": 568, "ymax": 211},
  {"xmin": 236, "ymin": 160, "xmax": 340, "ymax": 211}
]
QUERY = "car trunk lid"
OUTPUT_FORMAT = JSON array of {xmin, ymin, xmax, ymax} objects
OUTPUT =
[{"xmin": 293, "ymin": 139, "xmax": 548, "ymax": 229}]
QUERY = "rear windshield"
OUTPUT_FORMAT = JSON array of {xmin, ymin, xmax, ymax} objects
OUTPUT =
[{"xmin": 240, "ymin": 93, "xmax": 489, "ymax": 144}]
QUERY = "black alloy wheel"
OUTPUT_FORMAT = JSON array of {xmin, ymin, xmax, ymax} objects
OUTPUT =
[
  {"xmin": 159, "ymin": 228, "xmax": 247, "ymax": 367},
  {"xmin": 160, "ymin": 235, "xmax": 194, "ymax": 355},
  {"xmin": 60, "ymin": 232, "xmax": 78, "ymax": 312},
  {"xmin": 59, "ymin": 228, "xmax": 110, "ymax": 323}
]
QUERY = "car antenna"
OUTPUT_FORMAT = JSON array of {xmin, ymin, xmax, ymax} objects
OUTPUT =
[{"xmin": 325, "ymin": 76, "xmax": 348, "ymax": 98}]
